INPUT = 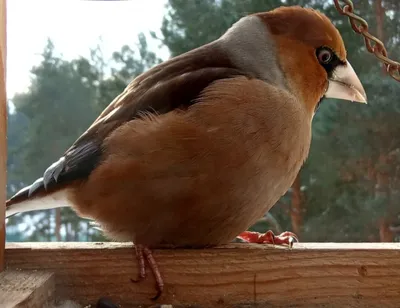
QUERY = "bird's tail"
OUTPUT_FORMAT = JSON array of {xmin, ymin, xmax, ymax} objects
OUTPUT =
[{"xmin": 6, "ymin": 177, "xmax": 70, "ymax": 218}]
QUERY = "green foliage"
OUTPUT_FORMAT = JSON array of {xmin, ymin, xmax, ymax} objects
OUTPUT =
[
  {"xmin": 303, "ymin": 72, "xmax": 400, "ymax": 241},
  {"xmin": 11, "ymin": 40, "xmax": 98, "ymax": 183}
]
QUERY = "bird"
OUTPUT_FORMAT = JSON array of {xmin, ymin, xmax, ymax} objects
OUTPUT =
[{"xmin": 6, "ymin": 5, "xmax": 367, "ymax": 300}]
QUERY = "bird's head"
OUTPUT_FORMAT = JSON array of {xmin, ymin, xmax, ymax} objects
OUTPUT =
[{"xmin": 255, "ymin": 6, "xmax": 367, "ymax": 113}]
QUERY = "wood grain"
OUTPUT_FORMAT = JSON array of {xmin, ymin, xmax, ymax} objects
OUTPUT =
[
  {"xmin": 0, "ymin": 0, "xmax": 7, "ymax": 273},
  {"xmin": 0, "ymin": 270, "xmax": 55, "ymax": 308},
  {"xmin": 5, "ymin": 242, "xmax": 400, "ymax": 307}
]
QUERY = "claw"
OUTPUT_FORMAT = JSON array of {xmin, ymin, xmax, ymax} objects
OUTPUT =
[
  {"xmin": 237, "ymin": 230, "xmax": 299, "ymax": 247},
  {"xmin": 275, "ymin": 231, "xmax": 299, "ymax": 248},
  {"xmin": 151, "ymin": 288, "xmax": 163, "ymax": 301},
  {"xmin": 143, "ymin": 246, "xmax": 164, "ymax": 300},
  {"xmin": 131, "ymin": 244, "xmax": 164, "ymax": 301}
]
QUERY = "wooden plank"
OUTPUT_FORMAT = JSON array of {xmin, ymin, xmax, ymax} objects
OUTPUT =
[
  {"xmin": 5, "ymin": 242, "xmax": 400, "ymax": 307},
  {"xmin": 0, "ymin": 270, "xmax": 55, "ymax": 308},
  {"xmin": 0, "ymin": 0, "xmax": 6, "ymax": 273}
]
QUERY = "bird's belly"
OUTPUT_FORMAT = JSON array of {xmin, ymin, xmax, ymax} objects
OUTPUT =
[
  {"xmin": 164, "ymin": 153, "xmax": 304, "ymax": 247},
  {"xmin": 82, "ymin": 143, "xmax": 306, "ymax": 247},
  {"xmin": 72, "ymin": 101, "xmax": 310, "ymax": 247}
]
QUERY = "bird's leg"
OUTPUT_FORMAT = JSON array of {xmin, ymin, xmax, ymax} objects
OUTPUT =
[
  {"xmin": 131, "ymin": 244, "xmax": 146, "ymax": 282},
  {"xmin": 237, "ymin": 230, "xmax": 298, "ymax": 248},
  {"xmin": 131, "ymin": 244, "xmax": 164, "ymax": 301},
  {"xmin": 143, "ymin": 247, "xmax": 164, "ymax": 300}
]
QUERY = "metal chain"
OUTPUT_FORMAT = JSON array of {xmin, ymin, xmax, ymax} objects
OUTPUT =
[{"xmin": 333, "ymin": 0, "xmax": 400, "ymax": 82}]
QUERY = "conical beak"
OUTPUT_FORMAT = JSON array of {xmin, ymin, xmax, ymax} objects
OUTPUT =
[{"xmin": 325, "ymin": 60, "xmax": 367, "ymax": 103}]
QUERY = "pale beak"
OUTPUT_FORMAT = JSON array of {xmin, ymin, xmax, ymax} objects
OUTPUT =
[{"xmin": 325, "ymin": 60, "xmax": 367, "ymax": 103}]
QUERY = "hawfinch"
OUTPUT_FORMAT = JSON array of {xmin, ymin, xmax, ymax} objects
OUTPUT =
[{"xmin": 6, "ymin": 6, "xmax": 367, "ymax": 300}]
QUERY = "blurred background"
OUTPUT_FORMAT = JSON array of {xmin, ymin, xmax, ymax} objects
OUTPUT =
[{"xmin": 5, "ymin": 0, "xmax": 400, "ymax": 242}]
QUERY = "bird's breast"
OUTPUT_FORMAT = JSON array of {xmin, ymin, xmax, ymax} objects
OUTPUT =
[{"xmin": 72, "ymin": 78, "xmax": 312, "ymax": 247}]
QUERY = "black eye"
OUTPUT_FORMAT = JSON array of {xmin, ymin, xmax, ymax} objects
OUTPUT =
[
  {"xmin": 316, "ymin": 47, "xmax": 344, "ymax": 78},
  {"xmin": 317, "ymin": 48, "xmax": 333, "ymax": 64}
]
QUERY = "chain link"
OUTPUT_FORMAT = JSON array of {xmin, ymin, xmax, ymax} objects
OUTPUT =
[{"xmin": 333, "ymin": 0, "xmax": 400, "ymax": 82}]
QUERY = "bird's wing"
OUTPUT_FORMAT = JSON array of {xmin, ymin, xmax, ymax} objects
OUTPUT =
[{"xmin": 7, "ymin": 43, "xmax": 252, "ymax": 204}]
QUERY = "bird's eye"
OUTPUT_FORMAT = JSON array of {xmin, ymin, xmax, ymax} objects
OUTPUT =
[{"xmin": 317, "ymin": 48, "xmax": 333, "ymax": 64}]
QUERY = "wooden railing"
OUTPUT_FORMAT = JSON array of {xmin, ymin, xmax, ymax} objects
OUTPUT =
[{"xmin": 2, "ymin": 242, "xmax": 400, "ymax": 307}]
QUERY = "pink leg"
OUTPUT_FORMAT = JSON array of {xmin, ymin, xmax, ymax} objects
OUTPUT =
[
  {"xmin": 131, "ymin": 245, "xmax": 146, "ymax": 282},
  {"xmin": 131, "ymin": 244, "xmax": 164, "ymax": 300},
  {"xmin": 237, "ymin": 230, "xmax": 298, "ymax": 248},
  {"xmin": 143, "ymin": 247, "xmax": 164, "ymax": 300}
]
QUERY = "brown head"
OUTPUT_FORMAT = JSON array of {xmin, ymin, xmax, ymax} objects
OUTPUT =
[
  {"xmin": 217, "ymin": 6, "xmax": 366, "ymax": 115},
  {"xmin": 254, "ymin": 6, "xmax": 367, "ymax": 112}
]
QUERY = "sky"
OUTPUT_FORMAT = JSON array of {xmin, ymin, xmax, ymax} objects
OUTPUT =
[{"xmin": 6, "ymin": 0, "xmax": 169, "ymax": 98}]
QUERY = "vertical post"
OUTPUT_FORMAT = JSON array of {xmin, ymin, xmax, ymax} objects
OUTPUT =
[
  {"xmin": 375, "ymin": 0, "xmax": 384, "ymax": 43},
  {"xmin": 374, "ymin": 0, "xmax": 386, "ymax": 74},
  {"xmin": 374, "ymin": 0, "xmax": 392, "ymax": 242},
  {"xmin": 0, "ymin": 0, "xmax": 7, "ymax": 271}
]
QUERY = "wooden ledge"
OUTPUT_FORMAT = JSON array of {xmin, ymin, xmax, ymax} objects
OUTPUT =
[
  {"xmin": 0, "ymin": 269, "xmax": 55, "ymax": 308},
  {"xmin": 5, "ymin": 242, "xmax": 400, "ymax": 307}
]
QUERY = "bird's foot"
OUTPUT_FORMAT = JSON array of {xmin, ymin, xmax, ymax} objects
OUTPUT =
[
  {"xmin": 236, "ymin": 230, "xmax": 298, "ymax": 248},
  {"xmin": 131, "ymin": 244, "xmax": 164, "ymax": 301}
]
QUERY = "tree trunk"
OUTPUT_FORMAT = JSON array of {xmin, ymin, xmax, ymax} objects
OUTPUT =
[
  {"xmin": 55, "ymin": 209, "xmax": 61, "ymax": 241},
  {"xmin": 86, "ymin": 221, "xmax": 90, "ymax": 242},
  {"xmin": 290, "ymin": 172, "xmax": 303, "ymax": 237},
  {"xmin": 374, "ymin": 1, "xmax": 392, "ymax": 242},
  {"xmin": 379, "ymin": 218, "xmax": 394, "ymax": 242},
  {"xmin": 66, "ymin": 223, "xmax": 71, "ymax": 242},
  {"xmin": 375, "ymin": 0, "xmax": 384, "ymax": 43},
  {"xmin": 375, "ymin": 0, "xmax": 386, "ymax": 73},
  {"xmin": 376, "ymin": 153, "xmax": 394, "ymax": 242}
]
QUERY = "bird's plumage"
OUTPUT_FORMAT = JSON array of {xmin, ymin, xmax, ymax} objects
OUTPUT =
[
  {"xmin": 8, "ymin": 45, "xmax": 249, "ymax": 206},
  {"xmin": 7, "ymin": 14, "xmax": 282, "ymax": 209},
  {"xmin": 256, "ymin": 6, "xmax": 346, "ymax": 60},
  {"xmin": 71, "ymin": 76, "xmax": 311, "ymax": 246},
  {"xmin": 6, "ymin": 5, "xmax": 366, "ymax": 242},
  {"xmin": 6, "ymin": 6, "xmax": 367, "ymax": 298}
]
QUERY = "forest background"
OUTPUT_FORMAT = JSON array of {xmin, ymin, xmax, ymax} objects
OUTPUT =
[{"xmin": 6, "ymin": 0, "xmax": 400, "ymax": 243}]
